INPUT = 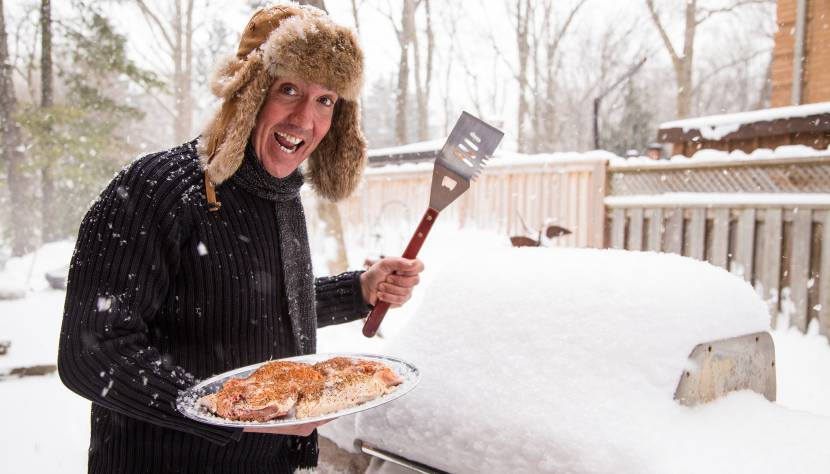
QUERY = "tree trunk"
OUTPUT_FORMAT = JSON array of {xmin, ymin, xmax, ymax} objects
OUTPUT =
[
  {"xmin": 1, "ymin": 0, "xmax": 36, "ymax": 255},
  {"xmin": 40, "ymin": 0, "xmax": 56, "ymax": 242},
  {"xmin": 316, "ymin": 198, "xmax": 349, "ymax": 274},
  {"xmin": 677, "ymin": 0, "xmax": 697, "ymax": 119},
  {"xmin": 135, "ymin": 0, "xmax": 194, "ymax": 144},
  {"xmin": 515, "ymin": 0, "xmax": 531, "ymax": 153},
  {"xmin": 414, "ymin": 0, "xmax": 433, "ymax": 142},
  {"xmin": 645, "ymin": 0, "xmax": 696, "ymax": 119},
  {"xmin": 171, "ymin": 0, "xmax": 193, "ymax": 143},
  {"xmin": 350, "ymin": 0, "xmax": 360, "ymax": 32},
  {"xmin": 395, "ymin": 0, "xmax": 415, "ymax": 144}
]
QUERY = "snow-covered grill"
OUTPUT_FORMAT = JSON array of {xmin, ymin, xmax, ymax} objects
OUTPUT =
[{"xmin": 320, "ymin": 247, "xmax": 803, "ymax": 473}]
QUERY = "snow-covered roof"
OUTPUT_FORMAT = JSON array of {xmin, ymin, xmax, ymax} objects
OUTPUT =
[
  {"xmin": 319, "ymin": 246, "xmax": 830, "ymax": 473},
  {"xmin": 658, "ymin": 102, "xmax": 830, "ymax": 141}
]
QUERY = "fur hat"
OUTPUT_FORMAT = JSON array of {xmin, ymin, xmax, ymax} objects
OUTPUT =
[{"xmin": 198, "ymin": 2, "xmax": 366, "ymax": 202}]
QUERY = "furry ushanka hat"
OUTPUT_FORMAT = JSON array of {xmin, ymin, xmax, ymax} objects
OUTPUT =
[{"xmin": 198, "ymin": 2, "xmax": 366, "ymax": 202}]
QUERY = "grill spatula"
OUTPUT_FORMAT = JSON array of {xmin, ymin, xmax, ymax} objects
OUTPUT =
[{"xmin": 362, "ymin": 111, "xmax": 504, "ymax": 338}]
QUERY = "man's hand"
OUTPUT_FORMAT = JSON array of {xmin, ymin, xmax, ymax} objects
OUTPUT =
[
  {"xmin": 243, "ymin": 420, "xmax": 330, "ymax": 437},
  {"xmin": 360, "ymin": 257, "xmax": 424, "ymax": 307}
]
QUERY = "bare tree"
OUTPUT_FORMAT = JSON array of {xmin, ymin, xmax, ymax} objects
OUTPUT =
[
  {"xmin": 1, "ymin": 0, "xmax": 36, "ymax": 255},
  {"xmin": 513, "ymin": 0, "xmax": 532, "ymax": 153},
  {"xmin": 644, "ymin": 0, "xmax": 771, "ymax": 119},
  {"xmin": 40, "ymin": 0, "xmax": 56, "ymax": 242},
  {"xmin": 350, "ymin": 0, "xmax": 361, "ymax": 33},
  {"xmin": 388, "ymin": 0, "xmax": 417, "ymax": 144},
  {"xmin": 536, "ymin": 0, "xmax": 587, "ymax": 152},
  {"xmin": 412, "ymin": 0, "xmax": 433, "ymax": 141},
  {"xmin": 133, "ymin": 0, "xmax": 196, "ymax": 144}
]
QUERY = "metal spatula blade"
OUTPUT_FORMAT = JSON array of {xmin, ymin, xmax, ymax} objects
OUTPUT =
[
  {"xmin": 362, "ymin": 111, "xmax": 504, "ymax": 338},
  {"xmin": 430, "ymin": 112, "xmax": 504, "ymax": 211}
]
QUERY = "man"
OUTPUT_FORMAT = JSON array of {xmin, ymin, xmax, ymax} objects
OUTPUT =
[{"xmin": 57, "ymin": 4, "xmax": 423, "ymax": 473}]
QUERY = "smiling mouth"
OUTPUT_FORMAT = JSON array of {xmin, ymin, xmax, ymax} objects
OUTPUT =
[{"xmin": 274, "ymin": 131, "xmax": 305, "ymax": 154}]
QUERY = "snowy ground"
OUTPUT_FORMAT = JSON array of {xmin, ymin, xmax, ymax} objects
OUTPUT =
[{"xmin": 1, "ymin": 231, "xmax": 830, "ymax": 473}]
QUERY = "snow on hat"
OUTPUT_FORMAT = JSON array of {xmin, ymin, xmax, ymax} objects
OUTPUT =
[{"xmin": 198, "ymin": 2, "xmax": 366, "ymax": 202}]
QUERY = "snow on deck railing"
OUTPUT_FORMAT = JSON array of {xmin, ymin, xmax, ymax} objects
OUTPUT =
[{"xmin": 609, "ymin": 145, "xmax": 830, "ymax": 170}]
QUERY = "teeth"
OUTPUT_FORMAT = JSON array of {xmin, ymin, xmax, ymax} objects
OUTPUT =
[
  {"xmin": 279, "ymin": 144, "xmax": 296, "ymax": 154},
  {"xmin": 276, "ymin": 131, "xmax": 303, "ymax": 145}
]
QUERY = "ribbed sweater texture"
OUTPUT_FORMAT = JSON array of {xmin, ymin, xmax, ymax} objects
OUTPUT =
[{"xmin": 58, "ymin": 140, "xmax": 370, "ymax": 473}]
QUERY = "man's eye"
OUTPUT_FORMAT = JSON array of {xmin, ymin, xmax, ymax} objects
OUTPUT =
[
  {"xmin": 319, "ymin": 97, "xmax": 335, "ymax": 107},
  {"xmin": 281, "ymin": 85, "xmax": 298, "ymax": 96}
]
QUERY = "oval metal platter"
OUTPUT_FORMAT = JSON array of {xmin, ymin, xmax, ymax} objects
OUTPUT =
[{"xmin": 176, "ymin": 353, "xmax": 420, "ymax": 428}]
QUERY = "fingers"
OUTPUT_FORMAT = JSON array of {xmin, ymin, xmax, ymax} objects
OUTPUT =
[
  {"xmin": 384, "ymin": 273, "xmax": 420, "ymax": 288},
  {"xmin": 380, "ymin": 257, "xmax": 425, "ymax": 276}
]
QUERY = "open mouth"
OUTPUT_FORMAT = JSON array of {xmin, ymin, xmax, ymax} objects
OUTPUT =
[{"xmin": 274, "ymin": 131, "xmax": 305, "ymax": 154}]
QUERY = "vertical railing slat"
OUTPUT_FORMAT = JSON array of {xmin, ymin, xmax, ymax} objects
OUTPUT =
[
  {"xmin": 760, "ymin": 209, "xmax": 783, "ymax": 325},
  {"xmin": 610, "ymin": 208, "xmax": 625, "ymax": 249},
  {"xmin": 628, "ymin": 208, "xmax": 644, "ymax": 251},
  {"xmin": 647, "ymin": 208, "xmax": 663, "ymax": 252},
  {"xmin": 688, "ymin": 208, "xmax": 706, "ymax": 260},
  {"xmin": 733, "ymin": 208, "xmax": 757, "ymax": 281},
  {"xmin": 665, "ymin": 208, "xmax": 683, "ymax": 254},
  {"xmin": 790, "ymin": 210, "xmax": 813, "ymax": 332},
  {"xmin": 710, "ymin": 208, "xmax": 730, "ymax": 269}
]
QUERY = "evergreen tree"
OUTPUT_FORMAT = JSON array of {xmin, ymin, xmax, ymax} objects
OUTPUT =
[
  {"xmin": 602, "ymin": 80, "xmax": 656, "ymax": 157},
  {"xmin": 17, "ymin": 5, "xmax": 161, "ymax": 239}
]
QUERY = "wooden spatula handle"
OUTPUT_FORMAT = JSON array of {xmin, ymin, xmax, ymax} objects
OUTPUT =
[{"xmin": 362, "ymin": 208, "xmax": 439, "ymax": 338}]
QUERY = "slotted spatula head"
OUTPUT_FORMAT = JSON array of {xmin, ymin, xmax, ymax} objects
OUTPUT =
[{"xmin": 429, "ymin": 111, "xmax": 504, "ymax": 211}]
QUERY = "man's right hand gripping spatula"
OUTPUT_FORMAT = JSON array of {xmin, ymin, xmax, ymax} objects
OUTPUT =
[{"xmin": 362, "ymin": 111, "xmax": 504, "ymax": 338}]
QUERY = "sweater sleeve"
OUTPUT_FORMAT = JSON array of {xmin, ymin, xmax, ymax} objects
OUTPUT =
[
  {"xmin": 315, "ymin": 270, "xmax": 371, "ymax": 328},
  {"xmin": 57, "ymin": 154, "xmax": 242, "ymax": 446}
]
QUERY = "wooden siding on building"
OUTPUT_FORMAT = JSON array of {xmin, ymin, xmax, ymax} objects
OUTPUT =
[{"xmin": 771, "ymin": 0, "xmax": 830, "ymax": 107}]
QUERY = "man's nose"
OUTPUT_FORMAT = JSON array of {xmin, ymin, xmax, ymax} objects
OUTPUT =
[{"xmin": 288, "ymin": 99, "xmax": 315, "ymax": 130}]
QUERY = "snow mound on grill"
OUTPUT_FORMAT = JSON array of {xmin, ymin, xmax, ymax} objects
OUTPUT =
[{"xmin": 322, "ymin": 247, "xmax": 830, "ymax": 473}]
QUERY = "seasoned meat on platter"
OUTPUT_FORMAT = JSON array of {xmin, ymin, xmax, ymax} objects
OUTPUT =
[
  {"xmin": 198, "ymin": 357, "xmax": 402, "ymax": 422},
  {"xmin": 297, "ymin": 357, "xmax": 403, "ymax": 419}
]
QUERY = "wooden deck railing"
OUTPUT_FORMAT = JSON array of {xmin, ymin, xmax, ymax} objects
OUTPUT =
[
  {"xmin": 604, "ymin": 196, "xmax": 830, "ymax": 334},
  {"xmin": 307, "ymin": 151, "xmax": 830, "ymax": 337},
  {"xmin": 332, "ymin": 154, "xmax": 608, "ymax": 250}
]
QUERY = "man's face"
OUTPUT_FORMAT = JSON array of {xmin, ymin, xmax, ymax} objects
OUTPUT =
[{"xmin": 251, "ymin": 78, "xmax": 338, "ymax": 178}]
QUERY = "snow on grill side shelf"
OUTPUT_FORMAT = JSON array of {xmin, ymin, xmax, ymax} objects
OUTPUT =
[{"xmin": 320, "ymin": 246, "xmax": 830, "ymax": 474}]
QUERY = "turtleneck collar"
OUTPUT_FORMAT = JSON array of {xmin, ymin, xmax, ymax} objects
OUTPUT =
[{"xmin": 231, "ymin": 140, "xmax": 304, "ymax": 203}]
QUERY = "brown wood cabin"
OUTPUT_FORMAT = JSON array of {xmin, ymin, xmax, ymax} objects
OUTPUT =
[{"xmin": 657, "ymin": 0, "xmax": 830, "ymax": 158}]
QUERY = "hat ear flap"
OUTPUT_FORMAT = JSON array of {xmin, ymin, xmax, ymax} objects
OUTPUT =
[
  {"xmin": 200, "ymin": 60, "xmax": 270, "ymax": 185},
  {"xmin": 308, "ymin": 100, "xmax": 367, "ymax": 201}
]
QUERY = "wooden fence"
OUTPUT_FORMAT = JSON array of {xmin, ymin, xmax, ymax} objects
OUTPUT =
[
  {"xmin": 309, "ymin": 151, "xmax": 830, "ymax": 337},
  {"xmin": 334, "ymin": 155, "xmax": 607, "ymax": 249},
  {"xmin": 605, "ymin": 196, "xmax": 830, "ymax": 335}
]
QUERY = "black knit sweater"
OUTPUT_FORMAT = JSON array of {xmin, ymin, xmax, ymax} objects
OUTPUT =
[{"xmin": 58, "ymin": 140, "xmax": 370, "ymax": 473}]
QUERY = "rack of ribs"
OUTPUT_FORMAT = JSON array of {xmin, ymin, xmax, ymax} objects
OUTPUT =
[{"xmin": 198, "ymin": 357, "xmax": 402, "ymax": 422}]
